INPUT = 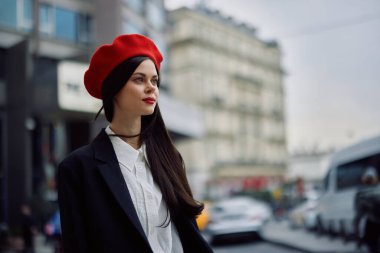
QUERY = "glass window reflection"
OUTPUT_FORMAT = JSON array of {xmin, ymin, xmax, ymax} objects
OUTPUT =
[
  {"xmin": 22, "ymin": 0, "xmax": 32, "ymax": 30},
  {"xmin": 0, "ymin": 0, "xmax": 32, "ymax": 29},
  {"xmin": 0, "ymin": 0, "xmax": 17, "ymax": 27},
  {"xmin": 39, "ymin": 4, "xmax": 92, "ymax": 44},
  {"xmin": 55, "ymin": 8, "xmax": 76, "ymax": 42},
  {"xmin": 39, "ymin": 4, "xmax": 53, "ymax": 35},
  {"xmin": 77, "ymin": 14, "xmax": 92, "ymax": 44}
]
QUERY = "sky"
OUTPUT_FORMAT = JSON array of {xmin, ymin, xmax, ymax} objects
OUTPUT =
[{"xmin": 165, "ymin": 0, "xmax": 380, "ymax": 152}]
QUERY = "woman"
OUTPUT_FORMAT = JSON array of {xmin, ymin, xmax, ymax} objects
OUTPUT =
[{"xmin": 58, "ymin": 34, "xmax": 213, "ymax": 253}]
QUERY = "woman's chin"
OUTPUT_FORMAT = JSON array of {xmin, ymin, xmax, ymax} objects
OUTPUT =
[{"xmin": 141, "ymin": 110, "xmax": 155, "ymax": 116}]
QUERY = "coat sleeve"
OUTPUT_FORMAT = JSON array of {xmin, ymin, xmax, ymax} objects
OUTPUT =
[{"xmin": 58, "ymin": 158, "xmax": 89, "ymax": 253}]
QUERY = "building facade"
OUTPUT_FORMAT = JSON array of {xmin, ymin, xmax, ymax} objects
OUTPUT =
[
  {"xmin": 0, "ymin": 0, "xmax": 203, "ymax": 227},
  {"xmin": 169, "ymin": 7, "xmax": 287, "ymax": 199}
]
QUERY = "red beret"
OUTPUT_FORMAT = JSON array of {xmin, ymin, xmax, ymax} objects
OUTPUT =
[{"xmin": 84, "ymin": 34, "xmax": 163, "ymax": 99}]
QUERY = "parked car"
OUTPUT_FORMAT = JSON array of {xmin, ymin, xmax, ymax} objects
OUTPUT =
[
  {"xmin": 204, "ymin": 196, "xmax": 271, "ymax": 244},
  {"xmin": 289, "ymin": 195, "xmax": 319, "ymax": 230},
  {"xmin": 316, "ymin": 134, "xmax": 380, "ymax": 238},
  {"xmin": 354, "ymin": 184, "xmax": 380, "ymax": 253}
]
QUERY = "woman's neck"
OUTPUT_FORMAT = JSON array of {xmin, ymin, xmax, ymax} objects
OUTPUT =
[{"xmin": 110, "ymin": 116, "xmax": 142, "ymax": 149}]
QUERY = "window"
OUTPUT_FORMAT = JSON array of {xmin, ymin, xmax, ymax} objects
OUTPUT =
[
  {"xmin": 21, "ymin": 0, "xmax": 32, "ymax": 29},
  {"xmin": 123, "ymin": 0, "xmax": 144, "ymax": 14},
  {"xmin": 0, "ymin": 0, "xmax": 32, "ymax": 30},
  {"xmin": 0, "ymin": 0, "xmax": 17, "ymax": 27},
  {"xmin": 337, "ymin": 161, "xmax": 364, "ymax": 190},
  {"xmin": 39, "ymin": 5, "xmax": 92, "ymax": 44},
  {"xmin": 55, "ymin": 8, "xmax": 76, "ymax": 41},
  {"xmin": 369, "ymin": 153, "xmax": 380, "ymax": 169},
  {"xmin": 77, "ymin": 14, "xmax": 92, "ymax": 44},
  {"xmin": 146, "ymin": 1, "xmax": 165, "ymax": 30},
  {"xmin": 336, "ymin": 153, "xmax": 380, "ymax": 190},
  {"xmin": 39, "ymin": 4, "xmax": 53, "ymax": 35}
]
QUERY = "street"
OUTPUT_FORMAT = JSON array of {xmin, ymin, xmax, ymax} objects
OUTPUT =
[
  {"xmin": 32, "ymin": 218, "xmax": 365, "ymax": 253},
  {"xmin": 212, "ymin": 240, "xmax": 305, "ymax": 253},
  {"xmin": 260, "ymin": 219, "xmax": 361, "ymax": 253},
  {"xmin": 203, "ymin": 218, "xmax": 366, "ymax": 253},
  {"xmin": 32, "ymin": 234, "xmax": 305, "ymax": 253}
]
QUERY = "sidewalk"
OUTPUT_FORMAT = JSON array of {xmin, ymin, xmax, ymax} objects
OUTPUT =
[
  {"xmin": 35, "ymin": 234, "xmax": 53, "ymax": 253},
  {"xmin": 261, "ymin": 219, "xmax": 368, "ymax": 253},
  {"xmin": 2, "ymin": 234, "xmax": 53, "ymax": 253}
]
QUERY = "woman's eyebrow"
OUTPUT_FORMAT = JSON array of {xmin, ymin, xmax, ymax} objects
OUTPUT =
[
  {"xmin": 132, "ymin": 72, "xmax": 145, "ymax": 76},
  {"xmin": 132, "ymin": 72, "xmax": 158, "ymax": 78}
]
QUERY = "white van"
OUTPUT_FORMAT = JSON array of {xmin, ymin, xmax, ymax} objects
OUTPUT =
[{"xmin": 316, "ymin": 134, "xmax": 380, "ymax": 237}]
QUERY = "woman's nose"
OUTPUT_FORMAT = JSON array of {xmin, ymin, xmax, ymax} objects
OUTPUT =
[{"xmin": 145, "ymin": 81, "xmax": 156, "ymax": 92}]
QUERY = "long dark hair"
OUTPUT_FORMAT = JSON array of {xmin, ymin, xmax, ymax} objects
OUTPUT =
[{"xmin": 101, "ymin": 56, "xmax": 204, "ymax": 223}]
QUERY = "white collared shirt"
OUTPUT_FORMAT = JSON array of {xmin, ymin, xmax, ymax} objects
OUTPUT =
[{"xmin": 105, "ymin": 126, "xmax": 183, "ymax": 253}]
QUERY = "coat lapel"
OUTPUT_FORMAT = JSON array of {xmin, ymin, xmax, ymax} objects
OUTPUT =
[{"xmin": 91, "ymin": 129, "xmax": 149, "ymax": 246}]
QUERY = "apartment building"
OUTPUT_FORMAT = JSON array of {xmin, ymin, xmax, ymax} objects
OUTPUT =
[{"xmin": 169, "ymin": 6, "xmax": 287, "ymax": 199}]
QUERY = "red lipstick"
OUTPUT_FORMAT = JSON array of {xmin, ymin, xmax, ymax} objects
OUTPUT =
[{"xmin": 142, "ymin": 97, "xmax": 156, "ymax": 104}]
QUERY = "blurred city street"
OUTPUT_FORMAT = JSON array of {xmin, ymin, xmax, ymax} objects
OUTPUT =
[
  {"xmin": 261, "ymin": 219, "xmax": 363, "ymax": 253},
  {"xmin": 210, "ymin": 218, "xmax": 367, "ymax": 253},
  {"xmin": 3, "ymin": 217, "xmax": 370, "ymax": 253},
  {"xmin": 3, "ymin": 234, "xmax": 53, "ymax": 253},
  {"xmin": 212, "ymin": 241, "xmax": 305, "ymax": 253},
  {"xmin": 1, "ymin": 0, "xmax": 380, "ymax": 252}
]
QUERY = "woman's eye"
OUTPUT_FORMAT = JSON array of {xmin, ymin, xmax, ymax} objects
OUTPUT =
[
  {"xmin": 151, "ymin": 79, "xmax": 159, "ymax": 86},
  {"xmin": 134, "ymin": 77, "xmax": 144, "ymax": 83}
]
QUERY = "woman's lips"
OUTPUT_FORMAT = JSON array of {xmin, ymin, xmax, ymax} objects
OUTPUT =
[{"xmin": 142, "ymin": 98, "xmax": 156, "ymax": 104}]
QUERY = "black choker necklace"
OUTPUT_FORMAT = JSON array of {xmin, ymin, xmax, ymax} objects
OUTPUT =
[{"xmin": 108, "ymin": 133, "xmax": 141, "ymax": 139}]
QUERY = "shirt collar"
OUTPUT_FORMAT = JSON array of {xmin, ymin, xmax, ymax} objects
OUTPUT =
[{"xmin": 105, "ymin": 126, "xmax": 148, "ymax": 171}]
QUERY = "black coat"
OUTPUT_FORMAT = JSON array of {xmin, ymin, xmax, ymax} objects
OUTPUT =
[{"xmin": 58, "ymin": 129, "xmax": 213, "ymax": 253}]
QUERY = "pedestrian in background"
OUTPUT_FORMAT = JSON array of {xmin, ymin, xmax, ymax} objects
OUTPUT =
[
  {"xmin": 58, "ymin": 34, "xmax": 213, "ymax": 253},
  {"xmin": 20, "ymin": 203, "xmax": 37, "ymax": 253},
  {"xmin": 44, "ymin": 209, "xmax": 61, "ymax": 253}
]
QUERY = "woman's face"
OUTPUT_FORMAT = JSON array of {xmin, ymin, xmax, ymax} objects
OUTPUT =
[{"xmin": 113, "ymin": 59, "xmax": 159, "ymax": 118}]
